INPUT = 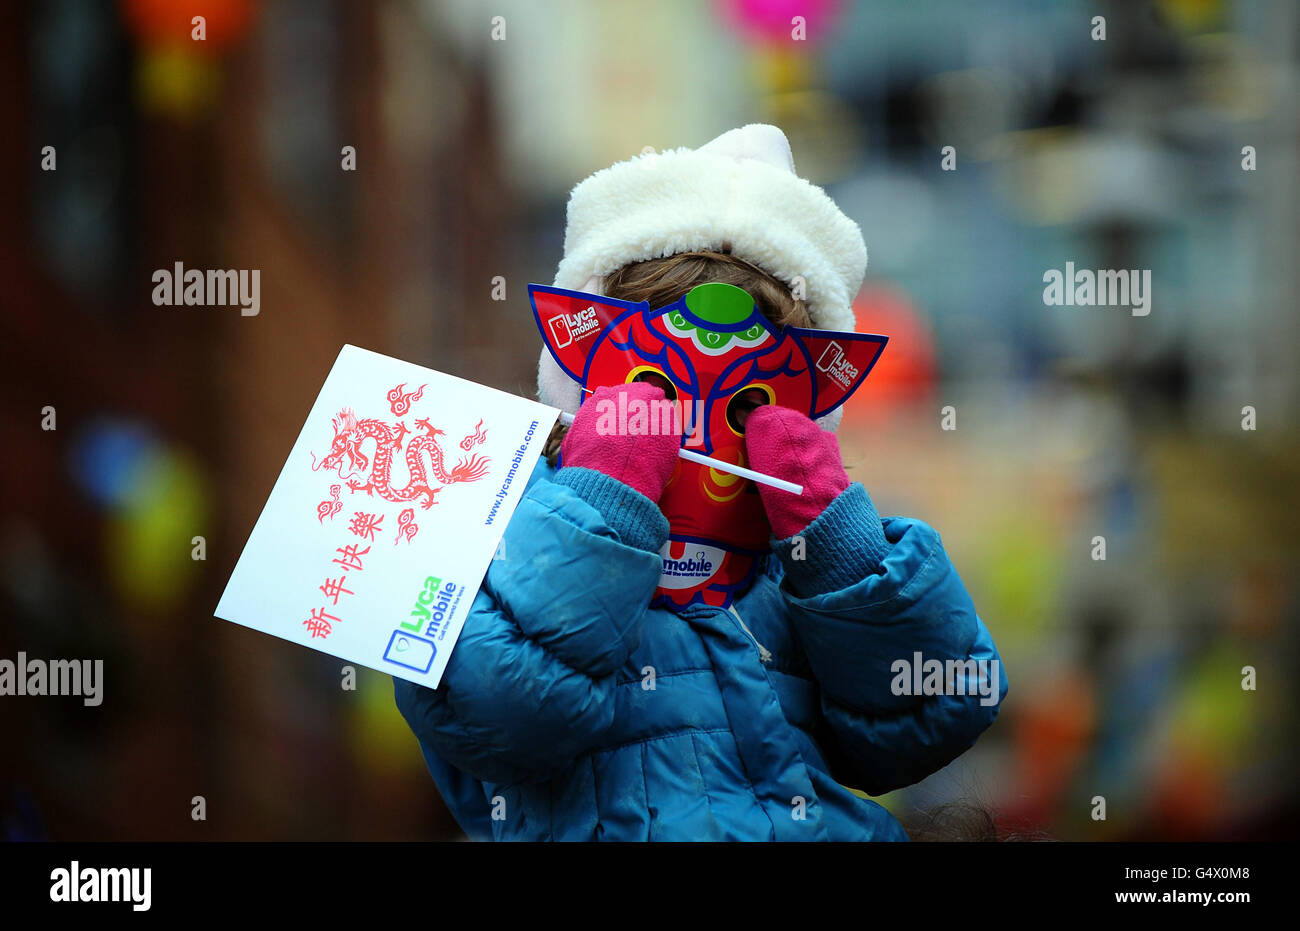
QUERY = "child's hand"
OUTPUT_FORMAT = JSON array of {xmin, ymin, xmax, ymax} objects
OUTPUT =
[
  {"xmin": 559, "ymin": 382, "xmax": 680, "ymax": 503},
  {"xmin": 743, "ymin": 405, "xmax": 850, "ymax": 539}
]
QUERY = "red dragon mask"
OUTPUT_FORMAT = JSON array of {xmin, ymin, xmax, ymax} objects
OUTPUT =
[{"xmin": 530, "ymin": 281, "xmax": 887, "ymax": 609}]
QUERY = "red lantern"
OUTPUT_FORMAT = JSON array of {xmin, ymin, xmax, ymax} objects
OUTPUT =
[
  {"xmin": 840, "ymin": 287, "xmax": 937, "ymax": 427},
  {"xmin": 121, "ymin": 0, "xmax": 255, "ymax": 54}
]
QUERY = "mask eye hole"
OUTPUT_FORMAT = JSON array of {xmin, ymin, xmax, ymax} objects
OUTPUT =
[
  {"xmin": 631, "ymin": 369, "xmax": 677, "ymax": 401},
  {"xmin": 726, "ymin": 387, "xmax": 770, "ymax": 434}
]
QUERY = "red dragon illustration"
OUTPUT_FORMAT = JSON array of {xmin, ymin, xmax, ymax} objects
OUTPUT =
[{"xmin": 310, "ymin": 407, "xmax": 490, "ymax": 510}]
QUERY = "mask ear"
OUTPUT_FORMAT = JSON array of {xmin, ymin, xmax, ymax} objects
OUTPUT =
[
  {"xmin": 786, "ymin": 328, "xmax": 888, "ymax": 420},
  {"xmin": 529, "ymin": 284, "xmax": 647, "ymax": 385}
]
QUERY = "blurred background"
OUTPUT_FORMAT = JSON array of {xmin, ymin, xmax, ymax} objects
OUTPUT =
[{"xmin": 1, "ymin": 0, "xmax": 1297, "ymax": 841}]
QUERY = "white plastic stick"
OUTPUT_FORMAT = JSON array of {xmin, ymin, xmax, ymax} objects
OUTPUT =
[{"xmin": 556, "ymin": 410, "xmax": 804, "ymax": 496}]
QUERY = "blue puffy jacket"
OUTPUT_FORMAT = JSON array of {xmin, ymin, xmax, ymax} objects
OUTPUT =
[{"xmin": 395, "ymin": 458, "xmax": 1006, "ymax": 841}]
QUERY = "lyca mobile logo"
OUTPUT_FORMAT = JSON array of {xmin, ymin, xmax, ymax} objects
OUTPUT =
[
  {"xmin": 662, "ymin": 550, "xmax": 715, "ymax": 578},
  {"xmin": 384, "ymin": 574, "xmax": 461, "ymax": 674},
  {"xmin": 548, "ymin": 306, "xmax": 600, "ymax": 348},
  {"xmin": 815, "ymin": 341, "xmax": 859, "ymax": 389},
  {"xmin": 402, "ymin": 575, "xmax": 458, "ymax": 635}
]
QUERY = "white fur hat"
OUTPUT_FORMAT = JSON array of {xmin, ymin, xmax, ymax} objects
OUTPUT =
[{"xmin": 537, "ymin": 123, "xmax": 868, "ymax": 429}]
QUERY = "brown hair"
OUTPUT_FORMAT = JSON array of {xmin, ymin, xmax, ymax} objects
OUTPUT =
[{"xmin": 541, "ymin": 251, "xmax": 811, "ymax": 464}]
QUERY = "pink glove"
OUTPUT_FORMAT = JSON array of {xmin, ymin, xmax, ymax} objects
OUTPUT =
[
  {"xmin": 559, "ymin": 382, "xmax": 680, "ymax": 502},
  {"xmin": 743, "ymin": 405, "xmax": 850, "ymax": 539}
]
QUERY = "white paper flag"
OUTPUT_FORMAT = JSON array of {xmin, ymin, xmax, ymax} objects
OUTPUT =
[{"xmin": 216, "ymin": 345, "xmax": 560, "ymax": 688}]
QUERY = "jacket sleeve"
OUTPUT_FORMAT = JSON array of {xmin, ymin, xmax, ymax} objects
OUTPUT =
[
  {"xmin": 394, "ymin": 466, "xmax": 668, "ymax": 788},
  {"xmin": 772, "ymin": 483, "xmax": 1008, "ymax": 796}
]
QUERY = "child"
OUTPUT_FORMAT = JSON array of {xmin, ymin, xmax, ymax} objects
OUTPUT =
[{"xmin": 395, "ymin": 124, "xmax": 1007, "ymax": 841}]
